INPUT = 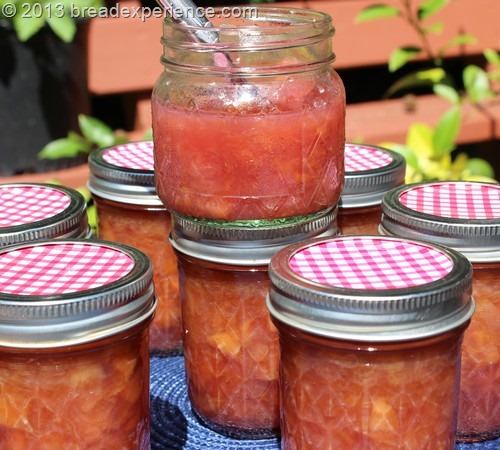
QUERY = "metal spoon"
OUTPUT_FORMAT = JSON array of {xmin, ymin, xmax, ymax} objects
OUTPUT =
[{"xmin": 155, "ymin": 0, "xmax": 236, "ymax": 68}]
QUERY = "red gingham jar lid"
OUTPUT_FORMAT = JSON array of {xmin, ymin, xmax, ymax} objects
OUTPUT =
[
  {"xmin": 267, "ymin": 235, "xmax": 473, "ymax": 341},
  {"xmin": 381, "ymin": 181, "xmax": 500, "ymax": 262},
  {"xmin": 339, "ymin": 144, "xmax": 406, "ymax": 208},
  {"xmin": 0, "ymin": 183, "xmax": 91, "ymax": 246},
  {"xmin": 0, "ymin": 239, "xmax": 156, "ymax": 348},
  {"xmin": 88, "ymin": 141, "xmax": 163, "ymax": 206}
]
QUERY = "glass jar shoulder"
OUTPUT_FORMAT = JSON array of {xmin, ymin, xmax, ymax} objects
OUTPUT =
[{"xmin": 152, "ymin": 67, "xmax": 345, "ymax": 114}]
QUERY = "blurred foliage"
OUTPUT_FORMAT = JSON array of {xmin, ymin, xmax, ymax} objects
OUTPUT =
[
  {"xmin": 355, "ymin": 0, "xmax": 499, "ymax": 183},
  {"xmin": 38, "ymin": 114, "xmax": 128, "ymax": 160},
  {"xmin": 0, "ymin": 0, "xmax": 104, "ymax": 42},
  {"xmin": 38, "ymin": 114, "xmax": 129, "ymax": 235}
]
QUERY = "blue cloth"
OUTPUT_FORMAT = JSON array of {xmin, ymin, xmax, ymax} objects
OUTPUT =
[{"xmin": 150, "ymin": 356, "xmax": 500, "ymax": 450}]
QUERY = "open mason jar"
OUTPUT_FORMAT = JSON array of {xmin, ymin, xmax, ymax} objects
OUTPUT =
[
  {"xmin": 88, "ymin": 141, "xmax": 181, "ymax": 354},
  {"xmin": 0, "ymin": 239, "xmax": 156, "ymax": 448},
  {"xmin": 381, "ymin": 181, "xmax": 500, "ymax": 442},
  {"xmin": 268, "ymin": 235, "xmax": 474, "ymax": 449},
  {"xmin": 152, "ymin": 6, "xmax": 346, "ymax": 223},
  {"xmin": 169, "ymin": 207, "xmax": 338, "ymax": 439},
  {"xmin": 0, "ymin": 183, "xmax": 91, "ymax": 246},
  {"xmin": 338, "ymin": 143, "xmax": 406, "ymax": 235}
]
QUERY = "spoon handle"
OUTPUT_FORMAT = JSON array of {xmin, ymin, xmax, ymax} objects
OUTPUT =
[{"xmin": 157, "ymin": 0, "xmax": 219, "ymax": 44}]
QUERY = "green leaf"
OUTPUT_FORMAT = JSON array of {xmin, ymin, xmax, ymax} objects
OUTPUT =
[
  {"xmin": 463, "ymin": 65, "xmax": 492, "ymax": 103},
  {"xmin": 438, "ymin": 34, "xmax": 477, "ymax": 57},
  {"xmin": 484, "ymin": 48, "xmax": 500, "ymax": 66},
  {"xmin": 407, "ymin": 123, "xmax": 434, "ymax": 158},
  {"xmin": 389, "ymin": 47, "xmax": 422, "ymax": 72},
  {"xmin": 433, "ymin": 84, "xmax": 460, "ymax": 104},
  {"xmin": 46, "ymin": 15, "xmax": 76, "ymax": 43},
  {"xmin": 465, "ymin": 158, "xmax": 495, "ymax": 179},
  {"xmin": 354, "ymin": 5, "xmax": 400, "ymax": 23},
  {"xmin": 418, "ymin": 0, "xmax": 448, "ymax": 21},
  {"xmin": 38, "ymin": 137, "xmax": 89, "ymax": 160},
  {"xmin": 12, "ymin": 14, "xmax": 46, "ymax": 42},
  {"xmin": 384, "ymin": 68, "xmax": 446, "ymax": 98},
  {"xmin": 433, "ymin": 106, "xmax": 461, "ymax": 157},
  {"xmin": 423, "ymin": 22, "xmax": 444, "ymax": 35},
  {"xmin": 78, "ymin": 115, "xmax": 115, "ymax": 148},
  {"xmin": 143, "ymin": 128, "xmax": 153, "ymax": 141}
]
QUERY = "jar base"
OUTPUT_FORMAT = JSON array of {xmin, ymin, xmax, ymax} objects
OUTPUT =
[
  {"xmin": 192, "ymin": 408, "xmax": 280, "ymax": 440},
  {"xmin": 456, "ymin": 430, "xmax": 500, "ymax": 443}
]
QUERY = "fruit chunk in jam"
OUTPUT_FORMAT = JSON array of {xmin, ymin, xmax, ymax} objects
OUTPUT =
[
  {"xmin": 277, "ymin": 324, "xmax": 466, "ymax": 450},
  {"xmin": 0, "ymin": 327, "xmax": 150, "ymax": 449},
  {"xmin": 177, "ymin": 255, "xmax": 280, "ymax": 438},
  {"xmin": 95, "ymin": 199, "xmax": 182, "ymax": 353},
  {"xmin": 152, "ymin": 73, "xmax": 345, "ymax": 221}
]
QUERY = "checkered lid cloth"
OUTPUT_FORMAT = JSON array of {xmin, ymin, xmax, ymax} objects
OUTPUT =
[
  {"xmin": 0, "ymin": 184, "xmax": 89, "ymax": 245},
  {"xmin": 102, "ymin": 141, "xmax": 154, "ymax": 171},
  {"xmin": 381, "ymin": 181, "xmax": 500, "ymax": 261},
  {"xmin": 0, "ymin": 242, "xmax": 134, "ymax": 295},
  {"xmin": 0, "ymin": 240, "xmax": 155, "ymax": 347},
  {"xmin": 88, "ymin": 141, "xmax": 162, "ymax": 205},
  {"xmin": 289, "ymin": 236, "xmax": 453, "ymax": 290},
  {"xmin": 267, "ymin": 235, "xmax": 473, "ymax": 341},
  {"xmin": 340, "ymin": 144, "xmax": 406, "ymax": 208}
]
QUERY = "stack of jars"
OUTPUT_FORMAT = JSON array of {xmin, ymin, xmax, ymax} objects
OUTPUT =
[
  {"xmin": 379, "ymin": 180, "xmax": 500, "ymax": 443},
  {"xmin": 151, "ymin": 6, "xmax": 346, "ymax": 440},
  {"xmin": 88, "ymin": 141, "xmax": 182, "ymax": 354},
  {"xmin": 0, "ymin": 182, "xmax": 156, "ymax": 448},
  {"xmin": 145, "ymin": 5, "xmax": 499, "ymax": 449}
]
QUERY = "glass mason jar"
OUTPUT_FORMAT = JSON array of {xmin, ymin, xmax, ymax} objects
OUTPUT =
[
  {"xmin": 88, "ymin": 141, "xmax": 182, "ymax": 354},
  {"xmin": 380, "ymin": 181, "xmax": 500, "ymax": 442},
  {"xmin": 0, "ymin": 182, "xmax": 91, "ymax": 246},
  {"xmin": 338, "ymin": 143, "xmax": 406, "ymax": 235},
  {"xmin": 267, "ymin": 235, "xmax": 474, "ymax": 450},
  {"xmin": 152, "ymin": 6, "xmax": 346, "ymax": 223},
  {"xmin": 169, "ymin": 208, "xmax": 338, "ymax": 439},
  {"xmin": 0, "ymin": 239, "xmax": 157, "ymax": 448}
]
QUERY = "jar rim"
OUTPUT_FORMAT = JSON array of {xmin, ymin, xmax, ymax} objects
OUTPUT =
[
  {"xmin": 267, "ymin": 235, "xmax": 474, "ymax": 341},
  {"xmin": 88, "ymin": 142, "xmax": 163, "ymax": 206},
  {"xmin": 339, "ymin": 144, "xmax": 406, "ymax": 208},
  {"xmin": 170, "ymin": 207, "xmax": 339, "ymax": 266},
  {"xmin": 163, "ymin": 6, "xmax": 334, "ymax": 33},
  {"xmin": 0, "ymin": 183, "xmax": 90, "ymax": 246},
  {"xmin": 0, "ymin": 239, "xmax": 156, "ymax": 348},
  {"xmin": 380, "ymin": 181, "xmax": 500, "ymax": 261}
]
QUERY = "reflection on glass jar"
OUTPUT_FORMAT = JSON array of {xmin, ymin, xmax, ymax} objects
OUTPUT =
[
  {"xmin": 381, "ymin": 181, "xmax": 500, "ymax": 442},
  {"xmin": 268, "ymin": 235, "xmax": 474, "ymax": 449},
  {"xmin": 0, "ymin": 240, "xmax": 156, "ymax": 448},
  {"xmin": 170, "ymin": 208, "xmax": 337, "ymax": 439},
  {"xmin": 152, "ymin": 7, "xmax": 346, "ymax": 222},
  {"xmin": 88, "ymin": 141, "xmax": 182, "ymax": 354}
]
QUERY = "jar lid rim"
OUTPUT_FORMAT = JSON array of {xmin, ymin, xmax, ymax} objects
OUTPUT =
[
  {"xmin": 267, "ymin": 235, "xmax": 474, "ymax": 341},
  {"xmin": 0, "ymin": 183, "xmax": 90, "ymax": 246},
  {"xmin": 0, "ymin": 239, "xmax": 155, "ymax": 348}
]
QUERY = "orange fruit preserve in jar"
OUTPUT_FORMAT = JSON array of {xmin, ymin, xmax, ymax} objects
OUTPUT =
[
  {"xmin": 169, "ymin": 209, "xmax": 337, "ymax": 439},
  {"xmin": 152, "ymin": 7, "xmax": 345, "ymax": 222},
  {"xmin": 0, "ymin": 240, "xmax": 156, "ymax": 449},
  {"xmin": 268, "ymin": 235, "xmax": 474, "ymax": 450},
  {"xmin": 338, "ymin": 144, "xmax": 405, "ymax": 235},
  {"xmin": 88, "ymin": 141, "xmax": 182, "ymax": 353},
  {"xmin": 381, "ymin": 181, "xmax": 500, "ymax": 442},
  {"xmin": 0, "ymin": 183, "xmax": 91, "ymax": 246}
]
